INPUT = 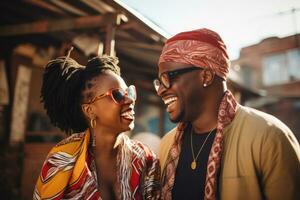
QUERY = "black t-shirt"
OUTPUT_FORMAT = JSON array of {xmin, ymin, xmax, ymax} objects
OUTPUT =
[{"xmin": 172, "ymin": 125, "xmax": 216, "ymax": 200}]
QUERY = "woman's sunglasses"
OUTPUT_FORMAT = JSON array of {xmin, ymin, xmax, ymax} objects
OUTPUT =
[{"xmin": 86, "ymin": 85, "xmax": 136, "ymax": 105}]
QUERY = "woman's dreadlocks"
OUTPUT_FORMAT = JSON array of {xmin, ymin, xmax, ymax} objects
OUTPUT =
[{"xmin": 41, "ymin": 55, "xmax": 120, "ymax": 135}]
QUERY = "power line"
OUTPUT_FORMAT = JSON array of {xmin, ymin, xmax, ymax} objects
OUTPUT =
[{"xmin": 277, "ymin": 7, "xmax": 300, "ymax": 48}]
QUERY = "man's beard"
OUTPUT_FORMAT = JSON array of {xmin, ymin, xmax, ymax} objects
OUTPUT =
[{"xmin": 169, "ymin": 109, "xmax": 185, "ymax": 123}]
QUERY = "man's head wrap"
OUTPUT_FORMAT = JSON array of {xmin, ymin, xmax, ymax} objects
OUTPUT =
[{"xmin": 159, "ymin": 28, "xmax": 230, "ymax": 80}]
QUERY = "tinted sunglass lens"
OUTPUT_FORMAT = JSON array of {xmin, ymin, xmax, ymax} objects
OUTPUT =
[
  {"xmin": 112, "ymin": 89, "xmax": 125, "ymax": 104},
  {"xmin": 153, "ymin": 79, "xmax": 160, "ymax": 91},
  {"xmin": 161, "ymin": 74, "xmax": 170, "ymax": 88},
  {"xmin": 128, "ymin": 85, "xmax": 136, "ymax": 100}
]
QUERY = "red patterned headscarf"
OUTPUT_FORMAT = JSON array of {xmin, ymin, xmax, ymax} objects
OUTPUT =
[{"xmin": 159, "ymin": 28, "xmax": 230, "ymax": 80}]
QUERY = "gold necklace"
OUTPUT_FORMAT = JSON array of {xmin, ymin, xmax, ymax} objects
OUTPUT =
[{"xmin": 190, "ymin": 128, "xmax": 215, "ymax": 170}]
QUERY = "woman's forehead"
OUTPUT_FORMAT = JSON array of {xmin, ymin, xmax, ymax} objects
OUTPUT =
[{"xmin": 92, "ymin": 72, "xmax": 126, "ymax": 92}]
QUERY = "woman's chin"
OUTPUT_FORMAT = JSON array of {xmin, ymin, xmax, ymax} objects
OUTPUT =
[
  {"xmin": 128, "ymin": 122, "xmax": 134, "ymax": 130},
  {"xmin": 125, "ymin": 122, "xmax": 134, "ymax": 132},
  {"xmin": 120, "ymin": 117, "xmax": 134, "ymax": 129},
  {"xmin": 119, "ymin": 121, "xmax": 134, "ymax": 132}
]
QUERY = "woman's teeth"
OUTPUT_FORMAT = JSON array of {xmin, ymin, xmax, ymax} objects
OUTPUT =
[{"xmin": 121, "ymin": 110, "xmax": 134, "ymax": 119}]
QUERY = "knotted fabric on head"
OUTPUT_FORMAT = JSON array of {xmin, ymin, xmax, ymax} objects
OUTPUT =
[{"xmin": 159, "ymin": 28, "xmax": 230, "ymax": 80}]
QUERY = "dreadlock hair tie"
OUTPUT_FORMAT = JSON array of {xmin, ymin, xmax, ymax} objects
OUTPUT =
[
  {"xmin": 60, "ymin": 46, "xmax": 86, "ymax": 80},
  {"xmin": 62, "ymin": 46, "xmax": 74, "ymax": 69},
  {"xmin": 85, "ymin": 54, "xmax": 121, "ymax": 76}
]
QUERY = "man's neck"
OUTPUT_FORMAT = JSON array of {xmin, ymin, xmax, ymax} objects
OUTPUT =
[
  {"xmin": 191, "ymin": 114, "xmax": 218, "ymax": 133},
  {"xmin": 192, "ymin": 82, "xmax": 227, "ymax": 133}
]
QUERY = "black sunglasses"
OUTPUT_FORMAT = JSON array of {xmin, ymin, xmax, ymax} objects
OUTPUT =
[{"xmin": 153, "ymin": 66, "xmax": 202, "ymax": 91}]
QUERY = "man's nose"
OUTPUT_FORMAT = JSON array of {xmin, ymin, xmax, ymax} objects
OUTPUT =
[{"xmin": 157, "ymin": 83, "xmax": 167, "ymax": 97}]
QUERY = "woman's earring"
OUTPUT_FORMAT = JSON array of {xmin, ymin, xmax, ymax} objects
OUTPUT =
[
  {"xmin": 90, "ymin": 118, "xmax": 96, "ymax": 129},
  {"xmin": 90, "ymin": 118, "xmax": 96, "ymax": 147},
  {"xmin": 203, "ymin": 83, "xmax": 207, "ymax": 87},
  {"xmin": 92, "ymin": 131, "xmax": 96, "ymax": 147}
]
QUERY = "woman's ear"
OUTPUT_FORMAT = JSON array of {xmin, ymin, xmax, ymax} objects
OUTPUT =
[
  {"xmin": 81, "ymin": 104, "xmax": 94, "ymax": 119},
  {"xmin": 201, "ymin": 68, "xmax": 215, "ymax": 87}
]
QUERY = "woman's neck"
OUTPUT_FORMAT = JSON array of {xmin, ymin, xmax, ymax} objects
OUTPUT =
[
  {"xmin": 91, "ymin": 127, "xmax": 118, "ymax": 158},
  {"xmin": 90, "ymin": 128, "xmax": 118, "ymax": 193}
]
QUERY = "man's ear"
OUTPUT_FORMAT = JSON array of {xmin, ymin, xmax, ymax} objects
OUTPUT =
[
  {"xmin": 81, "ymin": 104, "xmax": 94, "ymax": 119},
  {"xmin": 201, "ymin": 68, "xmax": 215, "ymax": 87}
]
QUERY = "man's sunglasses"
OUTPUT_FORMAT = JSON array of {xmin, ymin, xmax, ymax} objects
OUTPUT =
[
  {"xmin": 153, "ymin": 66, "xmax": 202, "ymax": 91},
  {"xmin": 86, "ymin": 85, "xmax": 136, "ymax": 105}
]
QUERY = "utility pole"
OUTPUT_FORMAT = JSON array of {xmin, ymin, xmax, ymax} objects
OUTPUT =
[{"xmin": 278, "ymin": 7, "xmax": 300, "ymax": 48}]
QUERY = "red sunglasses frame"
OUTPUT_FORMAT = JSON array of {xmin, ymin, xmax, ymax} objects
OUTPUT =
[{"xmin": 85, "ymin": 85, "xmax": 136, "ymax": 105}]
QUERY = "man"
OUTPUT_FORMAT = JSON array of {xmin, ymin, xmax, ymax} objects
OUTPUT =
[{"xmin": 154, "ymin": 28, "xmax": 300, "ymax": 200}]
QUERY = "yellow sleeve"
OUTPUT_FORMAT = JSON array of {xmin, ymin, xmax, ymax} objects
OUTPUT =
[
  {"xmin": 261, "ymin": 126, "xmax": 300, "ymax": 200},
  {"xmin": 159, "ymin": 128, "xmax": 177, "ymax": 174}
]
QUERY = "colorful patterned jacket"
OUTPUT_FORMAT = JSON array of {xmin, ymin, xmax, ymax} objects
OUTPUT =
[{"xmin": 34, "ymin": 130, "xmax": 161, "ymax": 200}]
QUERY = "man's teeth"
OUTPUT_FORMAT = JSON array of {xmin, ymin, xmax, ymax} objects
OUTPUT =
[{"xmin": 164, "ymin": 97, "xmax": 177, "ymax": 105}]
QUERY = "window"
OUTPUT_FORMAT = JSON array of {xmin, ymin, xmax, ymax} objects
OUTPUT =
[
  {"xmin": 262, "ymin": 48, "xmax": 300, "ymax": 86},
  {"xmin": 287, "ymin": 49, "xmax": 300, "ymax": 81}
]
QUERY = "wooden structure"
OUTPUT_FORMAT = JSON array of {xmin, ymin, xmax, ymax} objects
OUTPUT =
[
  {"xmin": 0, "ymin": 1, "xmax": 169, "ymax": 199},
  {"xmin": 0, "ymin": 0, "xmax": 169, "ymax": 142}
]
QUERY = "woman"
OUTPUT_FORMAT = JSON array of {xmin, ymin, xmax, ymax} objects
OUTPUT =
[{"xmin": 34, "ymin": 53, "xmax": 161, "ymax": 200}]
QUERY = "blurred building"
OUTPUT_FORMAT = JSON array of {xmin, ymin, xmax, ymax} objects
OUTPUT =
[
  {"xmin": 232, "ymin": 33, "xmax": 300, "ymax": 141},
  {"xmin": 0, "ymin": 1, "xmax": 168, "ymax": 199}
]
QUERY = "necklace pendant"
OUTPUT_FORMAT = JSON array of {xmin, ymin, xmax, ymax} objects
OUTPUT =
[{"xmin": 191, "ymin": 160, "xmax": 197, "ymax": 170}]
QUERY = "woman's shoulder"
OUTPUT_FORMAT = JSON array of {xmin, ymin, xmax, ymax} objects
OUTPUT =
[
  {"xmin": 49, "ymin": 132, "xmax": 86, "ymax": 155},
  {"xmin": 132, "ymin": 138, "xmax": 157, "ymax": 160},
  {"xmin": 56, "ymin": 132, "xmax": 85, "ymax": 145},
  {"xmin": 121, "ymin": 134, "xmax": 158, "ymax": 162}
]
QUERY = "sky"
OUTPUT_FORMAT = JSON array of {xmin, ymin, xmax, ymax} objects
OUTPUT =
[{"xmin": 121, "ymin": 0, "xmax": 300, "ymax": 60}]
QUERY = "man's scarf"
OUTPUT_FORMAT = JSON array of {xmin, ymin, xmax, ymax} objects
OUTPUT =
[
  {"xmin": 161, "ymin": 91, "xmax": 239, "ymax": 200},
  {"xmin": 34, "ymin": 130, "xmax": 161, "ymax": 200},
  {"xmin": 159, "ymin": 28, "xmax": 230, "ymax": 80}
]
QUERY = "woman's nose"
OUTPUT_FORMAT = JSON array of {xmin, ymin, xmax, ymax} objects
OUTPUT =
[{"xmin": 123, "ymin": 94, "xmax": 135, "ymax": 105}]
